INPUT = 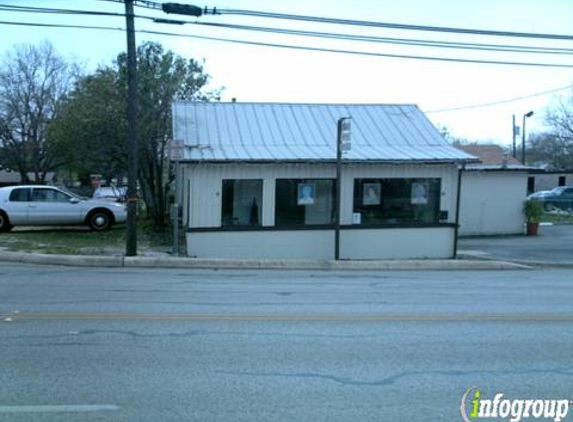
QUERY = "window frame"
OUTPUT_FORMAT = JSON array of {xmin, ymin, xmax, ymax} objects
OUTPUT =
[
  {"xmin": 352, "ymin": 177, "xmax": 442, "ymax": 226},
  {"xmin": 274, "ymin": 178, "xmax": 336, "ymax": 227},
  {"xmin": 221, "ymin": 178, "xmax": 263, "ymax": 228}
]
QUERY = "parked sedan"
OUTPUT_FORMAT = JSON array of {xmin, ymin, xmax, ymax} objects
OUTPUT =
[
  {"xmin": 529, "ymin": 186, "xmax": 573, "ymax": 212},
  {"xmin": 0, "ymin": 185, "xmax": 127, "ymax": 232}
]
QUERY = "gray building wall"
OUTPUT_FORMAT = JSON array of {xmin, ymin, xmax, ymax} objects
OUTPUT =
[
  {"xmin": 530, "ymin": 173, "xmax": 573, "ymax": 192},
  {"xmin": 183, "ymin": 162, "xmax": 459, "ymax": 260},
  {"xmin": 459, "ymin": 170, "xmax": 528, "ymax": 236}
]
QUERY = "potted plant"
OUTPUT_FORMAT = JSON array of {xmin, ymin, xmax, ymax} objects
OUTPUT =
[{"xmin": 523, "ymin": 200, "xmax": 543, "ymax": 236}]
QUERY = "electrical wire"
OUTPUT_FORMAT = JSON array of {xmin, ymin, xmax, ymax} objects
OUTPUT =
[
  {"xmin": 102, "ymin": 0, "xmax": 573, "ymax": 43},
  {"xmin": 0, "ymin": 4, "xmax": 125, "ymax": 17},
  {"xmin": 215, "ymin": 8, "xmax": 573, "ymax": 41},
  {"xmin": 1, "ymin": 19, "xmax": 573, "ymax": 68},
  {"xmin": 197, "ymin": 22, "xmax": 573, "ymax": 56},
  {"xmin": 4, "ymin": 3, "xmax": 573, "ymax": 58},
  {"xmin": 425, "ymin": 85, "xmax": 573, "ymax": 113}
]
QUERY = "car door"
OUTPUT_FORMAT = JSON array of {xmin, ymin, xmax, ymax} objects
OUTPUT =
[
  {"xmin": 28, "ymin": 187, "xmax": 83, "ymax": 225},
  {"xmin": 562, "ymin": 188, "xmax": 573, "ymax": 209},
  {"xmin": 6, "ymin": 187, "xmax": 32, "ymax": 224}
]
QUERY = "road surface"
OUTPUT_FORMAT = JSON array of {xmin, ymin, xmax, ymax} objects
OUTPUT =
[{"xmin": 1, "ymin": 264, "xmax": 572, "ymax": 421}]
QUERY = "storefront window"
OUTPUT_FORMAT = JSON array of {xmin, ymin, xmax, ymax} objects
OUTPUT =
[
  {"xmin": 353, "ymin": 178, "xmax": 441, "ymax": 225},
  {"xmin": 221, "ymin": 179, "xmax": 262, "ymax": 227},
  {"xmin": 275, "ymin": 179, "xmax": 335, "ymax": 226}
]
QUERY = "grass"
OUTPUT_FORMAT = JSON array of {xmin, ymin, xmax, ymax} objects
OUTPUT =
[
  {"xmin": 0, "ymin": 222, "xmax": 174, "ymax": 255},
  {"xmin": 540, "ymin": 212, "xmax": 573, "ymax": 225}
]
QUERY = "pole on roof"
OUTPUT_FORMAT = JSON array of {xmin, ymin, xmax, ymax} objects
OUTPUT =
[
  {"xmin": 453, "ymin": 162, "xmax": 465, "ymax": 258},
  {"xmin": 334, "ymin": 117, "xmax": 351, "ymax": 261}
]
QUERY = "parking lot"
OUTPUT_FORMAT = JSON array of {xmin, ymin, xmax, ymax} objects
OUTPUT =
[{"xmin": 458, "ymin": 224, "xmax": 573, "ymax": 265}]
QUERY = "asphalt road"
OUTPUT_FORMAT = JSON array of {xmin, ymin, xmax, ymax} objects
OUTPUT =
[{"xmin": 1, "ymin": 265, "xmax": 573, "ymax": 422}]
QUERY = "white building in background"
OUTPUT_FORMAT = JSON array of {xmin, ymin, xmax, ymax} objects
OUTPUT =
[
  {"xmin": 455, "ymin": 144, "xmax": 529, "ymax": 236},
  {"xmin": 172, "ymin": 102, "xmax": 476, "ymax": 260}
]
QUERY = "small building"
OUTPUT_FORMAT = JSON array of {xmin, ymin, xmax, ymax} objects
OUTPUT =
[
  {"xmin": 0, "ymin": 170, "xmax": 20, "ymax": 187},
  {"xmin": 527, "ymin": 169, "xmax": 573, "ymax": 194},
  {"xmin": 455, "ymin": 144, "xmax": 529, "ymax": 236},
  {"xmin": 0, "ymin": 170, "xmax": 56, "ymax": 187},
  {"xmin": 172, "ymin": 102, "xmax": 476, "ymax": 260}
]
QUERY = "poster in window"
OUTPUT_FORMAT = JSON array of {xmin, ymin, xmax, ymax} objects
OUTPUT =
[
  {"xmin": 363, "ymin": 183, "xmax": 381, "ymax": 205},
  {"xmin": 411, "ymin": 182, "xmax": 429, "ymax": 205},
  {"xmin": 297, "ymin": 183, "xmax": 315, "ymax": 205}
]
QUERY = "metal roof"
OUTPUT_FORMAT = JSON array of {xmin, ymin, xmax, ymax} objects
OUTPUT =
[{"xmin": 172, "ymin": 102, "xmax": 477, "ymax": 163}]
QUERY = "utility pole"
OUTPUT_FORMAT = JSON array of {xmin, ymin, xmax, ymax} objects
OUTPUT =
[{"xmin": 124, "ymin": 0, "xmax": 138, "ymax": 256}]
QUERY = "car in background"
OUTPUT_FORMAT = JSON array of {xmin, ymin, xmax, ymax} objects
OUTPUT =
[
  {"xmin": 0, "ymin": 185, "xmax": 127, "ymax": 232},
  {"xmin": 528, "ymin": 186, "xmax": 573, "ymax": 212},
  {"xmin": 92, "ymin": 186, "xmax": 128, "ymax": 203}
]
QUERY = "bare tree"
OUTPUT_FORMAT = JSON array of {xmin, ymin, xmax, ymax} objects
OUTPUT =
[
  {"xmin": 543, "ymin": 95, "xmax": 573, "ymax": 169},
  {"xmin": 0, "ymin": 42, "xmax": 78, "ymax": 182}
]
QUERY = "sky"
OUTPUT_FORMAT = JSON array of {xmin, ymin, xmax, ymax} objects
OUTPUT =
[{"xmin": 2, "ymin": 0, "xmax": 573, "ymax": 146}]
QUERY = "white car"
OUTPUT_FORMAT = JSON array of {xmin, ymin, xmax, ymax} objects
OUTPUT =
[
  {"xmin": 92, "ymin": 186, "xmax": 128, "ymax": 203},
  {"xmin": 0, "ymin": 185, "xmax": 127, "ymax": 232}
]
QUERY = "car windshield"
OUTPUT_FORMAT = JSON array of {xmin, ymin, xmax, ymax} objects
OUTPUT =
[
  {"xmin": 551, "ymin": 187, "xmax": 566, "ymax": 194},
  {"xmin": 58, "ymin": 186, "xmax": 85, "ymax": 200}
]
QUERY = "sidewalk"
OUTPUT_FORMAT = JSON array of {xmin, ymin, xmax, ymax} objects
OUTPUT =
[{"xmin": 2, "ymin": 224, "xmax": 571, "ymax": 270}]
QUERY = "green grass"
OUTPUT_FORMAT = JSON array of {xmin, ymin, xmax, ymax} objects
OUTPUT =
[
  {"xmin": 540, "ymin": 212, "xmax": 573, "ymax": 224},
  {"xmin": 0, "ymin": 222, "xmax": 173, "ymax": 255}
]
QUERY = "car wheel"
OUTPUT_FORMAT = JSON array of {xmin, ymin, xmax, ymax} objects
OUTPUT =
[
  {"xmin": 88, "ymin": 210, "xmax": 113, "ymax": 231},
  {"xmin": 0, "ymin": 211, "xmax": 13, "ymax": 232}
]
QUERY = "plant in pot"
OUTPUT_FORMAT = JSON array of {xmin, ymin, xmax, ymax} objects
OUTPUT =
[{"xmin": 523, "ymin": 199, "xmax": 543, "ymax": 236}]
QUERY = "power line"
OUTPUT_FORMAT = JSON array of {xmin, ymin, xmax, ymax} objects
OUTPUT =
[
  {"xmin": 4, "ymin": 3, "xmax": 573, "ymax": 59},
  {"xmin": 0, "ymin": 4, "xmax": 125, "ymax": 18},
  {"xmin": 128, "ymin": 0, "xmax": 573, "ymax": 44},
  {"xmin": 197, "ymin": 22, "xmax": 573, "ymax": 56},
  {"xmin": 426, "ymin": 85, "xmax": 573, "ymax": 113},
  {"xmin": 1, "ymin": 19, "xmax": 573, "ymax": 68},
  {"xmin": 215, "ymin": 8, "xmax": 573, "ymax": 42}
]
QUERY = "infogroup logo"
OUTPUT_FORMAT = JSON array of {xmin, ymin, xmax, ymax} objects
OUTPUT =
[{"xmin": 460, "ymin": 387, "xmax": 571, "ymax": 422}]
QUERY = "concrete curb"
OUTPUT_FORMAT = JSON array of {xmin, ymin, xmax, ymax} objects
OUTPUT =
[
  {"xmin": 0, "ymin": 251, "xmax": 531, "ymax": 271},
  {"xmin": 457, "ymin": 252, "xmax": 573, "ymax": 269},
  {"xmin": 0, "ymin": 251, "xmax": 124, "ymax": 267}
]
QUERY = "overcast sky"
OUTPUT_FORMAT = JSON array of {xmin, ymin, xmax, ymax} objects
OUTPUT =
[{"xmin": 2, "ymin": 0, "xmax": 573, "ymax": 146}]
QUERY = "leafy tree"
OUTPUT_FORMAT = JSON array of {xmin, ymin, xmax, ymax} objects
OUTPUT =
[
  {"xmin": 52, "ymin": 41, "xmax": 220, "ymax": 229},
  {"xmin": 48, "ymin": 68, "xmax": 126, "ymax": 185},
  {"xmin": 0, "ymin": 42, "xmax": 78, "ymax": 182}
]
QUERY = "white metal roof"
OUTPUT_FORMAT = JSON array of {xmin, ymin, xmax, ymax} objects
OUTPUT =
[{"xmin": 172, "ymin": 102, "xmax": 477, "ymax": 163}]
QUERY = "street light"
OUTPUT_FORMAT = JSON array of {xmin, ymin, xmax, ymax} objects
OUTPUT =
[{"xmin": 521, "ymin": 111, "xmax": 534, "ymax": 164}]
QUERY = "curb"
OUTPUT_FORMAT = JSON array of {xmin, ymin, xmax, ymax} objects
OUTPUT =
[
  {"xmin": 457, "ymin": 252, "xmax": 573, "ymax": 269},
  {"xmin": 0, "ymin": 251, "xmax": 531, "ymax": 271},
  {"xmin": 0, "ymin": 251, "xmax": 124, "ymax": 267}
]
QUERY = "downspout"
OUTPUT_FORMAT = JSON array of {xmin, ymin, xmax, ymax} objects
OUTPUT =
[{"xmin": 453, "ymin": 162, "xmax": 465, "ymax": 258}]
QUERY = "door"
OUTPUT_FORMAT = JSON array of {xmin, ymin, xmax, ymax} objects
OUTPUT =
[
  {"xmin": 28, "ymin": 187, "xmax": 83, "ymax": 225},
  {"xmin": 6, "ymin": 187, "xmax": 31, "ymax": 224}
]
